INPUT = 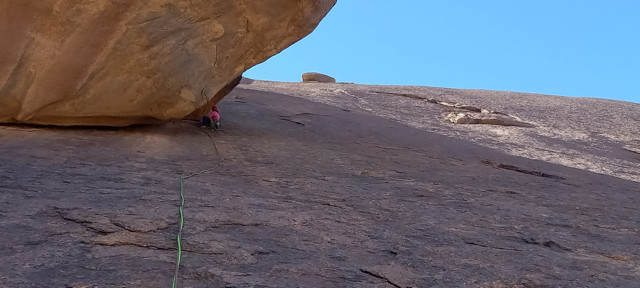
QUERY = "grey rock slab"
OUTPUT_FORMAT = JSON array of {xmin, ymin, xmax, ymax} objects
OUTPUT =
[{"xmin": 0, "ymin": 85, "xmax": 639, "ymax": 287}]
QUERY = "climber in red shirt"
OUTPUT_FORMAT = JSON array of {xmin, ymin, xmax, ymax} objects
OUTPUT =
[
  {"xmin": 208, "ymin": 106, "xmax": 220, "ymax": 130},
  {"xmin": 201, "ymin": 105, "xmax": 221, "ymax": 130}
]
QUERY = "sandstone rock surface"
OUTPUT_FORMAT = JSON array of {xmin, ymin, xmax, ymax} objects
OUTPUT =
[
  {"xmin": 302, "ymin": 72, "xmax": 336, "ymax": 83},
  {"xmin": 0, "ymin": 0, "xmax": 336, "ymax": 126}
]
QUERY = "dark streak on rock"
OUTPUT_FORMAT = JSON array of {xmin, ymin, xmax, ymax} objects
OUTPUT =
[
  {"xmin": 251, "ymin": 249, "xmax": 274, "ymax": 255},
  {"xmin": 370, "ymin": 90, "xmax": 503, "ymax": 114},
  {"xmin": 55, "ymin": 209, "xmax": 119, "ymax": 235},
  {"xmin": 623, "ymin": 147, "xmax": 640, "ymax": 155},
  {"xmin": 110, "ymin": 221, "xmax": 142, "ymax": 233},
  {"xmin": 210, "ymin": 222, "xmax": 263, "ymax": 228},
  {"xmin": 518, "ymin": 237, "xmax": 572, "ymax": 252},
  {"xmin": 360, "ymin": 268, "xmax": 402, "ymax": 288},
  {"xmin": 278, "ymin": 117, "xmax": 306, "ymax": 127},
  {"xmin": 370, "ymin": 91, "xmax": 427, "ymax": 101},
  {"xmin": 482, "ymin": 160, "xmax": 566, "ymax": 180},
  {"xmin": 383, "ymin": 249, "xmax": 398, "ymax": 255},
  {"xmin": 183, "ymin": 248, "xmax": 225, "ymax": 255},
  {"xmin": 280, "ymin": 113, "xmax": 328, "ymax": 117},
  {"xmin": 321, "ymin": 202, "xmax": 347, "ymax": 209},
  {"xmin": 464, "ymin": 241, "xmax": 523, "ymax": 252},
  {"xmin": 86, "ymin": 239, "xmax": 171, "ymax": 251}
]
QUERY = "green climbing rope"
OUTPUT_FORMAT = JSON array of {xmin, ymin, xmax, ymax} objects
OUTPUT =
[
  {"xmin": 172, "ymin": 176, "xmax": 185, "ymax": 288},
  {"xmin": 171, "ymin": 128, "xmax": 223, "ymax": 287}
]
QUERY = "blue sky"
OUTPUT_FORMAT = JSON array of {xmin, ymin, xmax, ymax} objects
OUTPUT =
[{"xmin": 245, "ymin": 1, "xmax": 640, "ymax": 104}]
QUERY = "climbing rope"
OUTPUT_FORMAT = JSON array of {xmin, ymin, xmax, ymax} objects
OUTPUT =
[
  {"xmin": 171, "ymin": 127, "xmax": 223, "ymax": 287},
  {"xmin": 172, "ymin": 176, "xmax": 185, "ymax": 288}
]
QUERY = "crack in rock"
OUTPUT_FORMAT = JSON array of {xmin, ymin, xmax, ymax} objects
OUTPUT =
[
  {"xmin": 182, "ymin": 248, "xmax": 225, "ymax": 255},
  {"xmin": 110, "ymin": 217, "xmax": 173, "ymax": 233},
  {"xmin": 445, "ymin": 112, "xmax": 534, "ymax": 127},
  {"xmin": 209, "ymin": 222, "xmax": 264, "ymax": 228},
  {"xmin": 321, "ymin": 202, "xmax": 347, "ymax": 209},
  {"xmin": 482, "ymin": 160, "xmax": 566, "ymax": 180},
  {"xmin": 464, "ymin": 240, "xmax": 523, "ymax": 252},
  {"xmin": 360, "ymin": 268, "xmax": 402, "ymax": 288},
  {"xmin": 56, "ymin": 208, "xmax": 122, "ymax": 234},
  {"xmin": 623, "ymin": 145, "xmax": 640, "ymax": 156},
  {"xmin": 278, "ymin": 112, "xmax": 328, "ymax": 127},
  {"xmin": 278, "ymin": 117, "xmax": 306, "ymax": 127},
  {"xmin": 486, "ymin": 280, "xmax": 550, "ymax": 288},
  {"xmin": 55, "ymin": 208, "xmax": 173, "ymax": 235},
  {"xmin": 520, "ymin": 237, "xmax": 572, "ymax": 252},
  {"xmin": 87, "ymin": 231, "xmax": 174, "ymax": 251},
  {"xmin": 279, "ymin": 112, "xmax": 328, "ymax": 117},
  {"xmin": 369, "ymin": 90, "xmax": 533, "ymax": 127},
  {"xmin": 369, "ymin": 90, "xmax": 503, "ymax": 114}
]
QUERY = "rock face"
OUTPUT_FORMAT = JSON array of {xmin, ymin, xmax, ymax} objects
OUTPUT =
[
  {"xmin": 243, "ymin": 80, "xmax": 640, "ymax": 183},
  {"xmin": 0, "ymin": 0, "xmax": 336, "ymax": 126},
  {"xmin": 1, "ymin": 83, "xmax": 639, "ymax": 287},
  {"xmin": 445, "ymin": 112, "xmax": 534, "ymax": 127},
  {"xmin": 302, "ymin": 72, "xmax": 336, "ymax": 83}
]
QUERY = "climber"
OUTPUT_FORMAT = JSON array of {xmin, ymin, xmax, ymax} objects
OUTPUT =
[
  {"xmin": 200, "ymin": 105, "xmax": 220, "ymax": 130},
  {"xmin": 209, "ymin": 105, "xmax": 221, "ymax": 130}
]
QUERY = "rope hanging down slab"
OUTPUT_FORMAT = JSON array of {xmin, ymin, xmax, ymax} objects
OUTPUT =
[
  {"xmin": 172, "ymin": 176, "xmax": 185, "ymax": 288},
  {"xmin": 172, "ymin": 128, "xmax": 222, "ymax": 287}
]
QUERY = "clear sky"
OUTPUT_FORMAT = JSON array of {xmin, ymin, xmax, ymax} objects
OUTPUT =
[{"xmin": 245, "ymin": 1, "xmax": 640, "ymax": 104}]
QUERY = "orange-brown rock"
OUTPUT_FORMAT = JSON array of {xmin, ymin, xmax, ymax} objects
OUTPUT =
[
  {"xmin": 302, "ymin": 72, "xmax": 336, "ymax": 83},
  {"xmin": 0, "ymin": 0, "xmax": 336, "ymax": 126}
]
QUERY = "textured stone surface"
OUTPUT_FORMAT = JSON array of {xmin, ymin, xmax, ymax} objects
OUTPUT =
[
  {"xmin": 1, "ymin": 82, "xmax": 639, "ymax": 287},
  {"xmin": 245, "ymin": 80, "xmax": 640, "ymax": 183},
  {"xmin": 445, "ymin": 112, "xmax": 534, "ymax": 127},
  {"xmin": 0, "ymin": 0, "xmax": 336, "ymax": 126},
  {"xmin": 302, "ymin": 72, "xmax": 336, "ymax": 83}
]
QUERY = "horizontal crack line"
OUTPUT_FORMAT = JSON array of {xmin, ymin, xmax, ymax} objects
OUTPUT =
[{"xmin": 360, "ymin": 268, "xmax": 402, "ymax": 288}]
